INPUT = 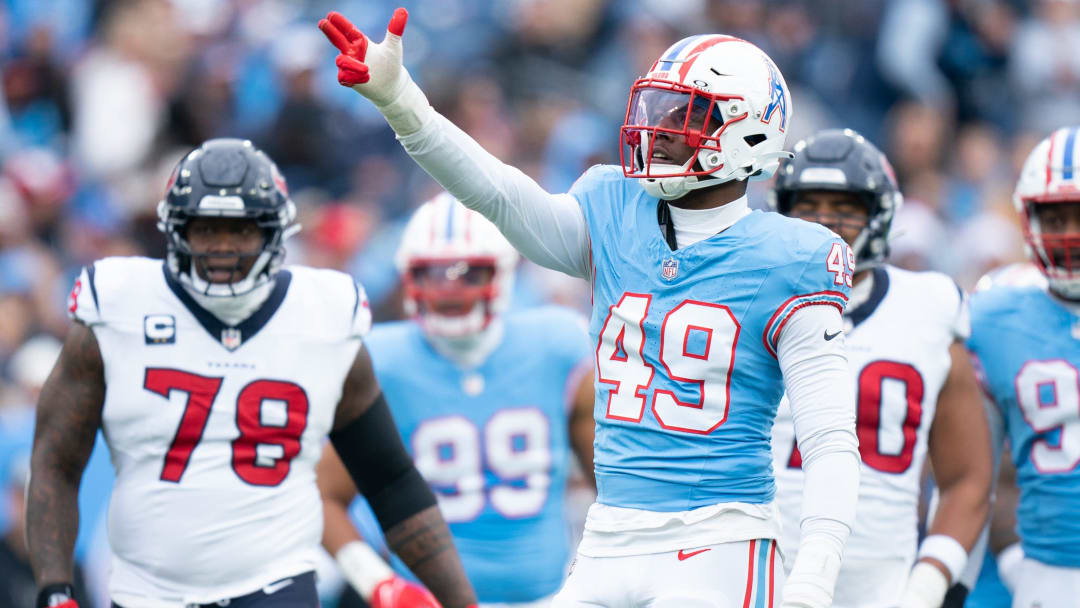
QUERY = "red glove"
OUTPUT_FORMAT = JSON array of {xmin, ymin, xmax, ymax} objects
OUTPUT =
[
  {"xmin": 318, "ymin": 9, "xmax": 409, "ymax": 99},
  {"xmin": 35, "ymin": 583, "xmax": 79, "ymax": 608},
  {"xmin": 370, "ymin": 576, "xmax": 441, "ymax": 608}
]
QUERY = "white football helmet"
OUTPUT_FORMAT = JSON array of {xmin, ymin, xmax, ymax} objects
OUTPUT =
[
  {"xmin": 395, "ymin": 193, "xmax": 519, "ymax": 337},
  {"xmin": 1014, "ymin": 127, "xmax": 1080, "ymax": 299},
  {"xmin": 621, "ymin": 34, "xmax": 794, "ymax": 200}
]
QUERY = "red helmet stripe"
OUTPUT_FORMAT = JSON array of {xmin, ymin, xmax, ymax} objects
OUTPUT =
[
  {"xmin": 1048, "ymin": 129, "xmax": 1057, "ymax": 190},
  {"xmin": 677, "ymin": 35, "xmax": 742, "ymax": 81}
]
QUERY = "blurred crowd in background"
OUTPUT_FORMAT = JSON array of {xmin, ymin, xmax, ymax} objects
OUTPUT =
[{"xmin": 1, "ymin": 0, "xmax": 1078, "ymax": 605}]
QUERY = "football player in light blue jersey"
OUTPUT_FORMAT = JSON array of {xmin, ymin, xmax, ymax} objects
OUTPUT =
[
  {"xmin": 966, "ymin": 127, "xmax": 1080, "ymax": 608},
  {"xmin": 318, "ymin": 10, "xmax": 860, "ymax": 608},
  {"xmin": 317, "ymin": 193, "xmax": 596, "ymax": 608}
]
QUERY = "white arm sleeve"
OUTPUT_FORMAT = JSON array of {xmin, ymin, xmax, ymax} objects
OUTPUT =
[
  {"xmin": 777, "ymin": 303, "xmax": 859, "ymax": 529},
  {"xmin": 397, "ymin": 113, "xmax": 591, "ymax": 279},
  {"xmin": 776, "ymin": 304, "xmax": 860, "ymax": 607}
]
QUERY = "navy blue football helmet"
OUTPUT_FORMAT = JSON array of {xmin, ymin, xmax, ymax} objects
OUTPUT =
[
  {"xmin": 770, "ymin": 128, "xmax": 902, "ymax": 271},
  {"xmin": 157, "ymin": 139, "xmax": 298, "ymax": 296}
]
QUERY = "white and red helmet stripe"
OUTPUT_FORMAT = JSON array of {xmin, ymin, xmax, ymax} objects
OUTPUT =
[
  {"xmin": 1045, "ymin": 127, "xmax": 1080, "ymax": 194},
  {"xmin": 649, "ymin": 34, "xmax": 744, "ymax": 83}
]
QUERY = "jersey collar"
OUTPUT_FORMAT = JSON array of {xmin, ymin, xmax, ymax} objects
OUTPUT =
[
  {"xmin": 162, "ymin": 263, "xmax": 292, "ymax": 351},
  {"xmin": 847, "ymin": 266, "xmax": 889, "ymax": 328}
]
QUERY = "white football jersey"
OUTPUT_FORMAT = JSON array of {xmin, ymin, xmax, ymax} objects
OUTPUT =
[
  {"xmin": 68, "ymin": 257, "xmax": 371, "ymax": 606},
  {"xmin": 771, "ymin": 265, "xmax": 968, "ymax": 601}
]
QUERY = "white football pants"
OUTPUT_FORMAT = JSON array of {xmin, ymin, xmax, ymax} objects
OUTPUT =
[
  {"xmin": 1012, "ymin": 557, "xmax": 1080, "ymax": 608},
  {"xmin": 551, "ymin": 539, "xmax": 781, "ymax": 608},
  {"xmin": 829, "ymin": 556, "xmax": 909, "ymax": 608}
]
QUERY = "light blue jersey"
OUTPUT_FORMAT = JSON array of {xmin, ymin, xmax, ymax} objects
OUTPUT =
[
  {"xmin": 968, "ymin": 285, "xmax": 1080, "ymax": 567},
  {"xmin": 571, "ymin": 165, "xmax": 850, "ymax": 511},
  {"xmin": 350, "ymin": 307, "xmax": 591, "ymax": 603},
  {"xmin": 964, "ymin": 551, "xmax": 1011, "ymax": 608}
]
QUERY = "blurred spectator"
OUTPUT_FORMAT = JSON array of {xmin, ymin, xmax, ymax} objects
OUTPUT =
[
  {"xmin": 889, "ymin": 199, "xmax": 952, "ymax": 273},
  {"xmin": 260, "ymin": 25, "xmax": 359, "ymax": 193},
  {"xmin": 7, "ymin": 334, "xmax": 61, "ymax": 405},
  {"xmin": 72, "ymin": 0, "xmax": 190, "ymax": 180},
  {"xmin": 302, "ymin": 201, "xmax": 377, "ymax": 271},
  {"xmin": 1010, "ymin": 0, "xmax": 1080, "ymax": 133},
  {"xmin": 878, "ymin": 0, "xmax": 954, "ymax": 111},
  {"xmin": 942, "ymin": 122, "xmax": 1010, "ymax": 223},
  {"xmin": 1, "ymin": 24, "xmax": 71, "ymax": 150},
  {"xmin": 951, "ymin": 203, "xmax": 1026, "ymax": 288}
]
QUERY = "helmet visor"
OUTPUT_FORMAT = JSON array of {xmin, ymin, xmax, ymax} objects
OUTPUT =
[
  {"xmin": 627, "ymin": 88, "xmax": 724, "ymax": 135},
  {"xmin": 1028, "ymin": 200, "xmax": 1080, "ymax": 280},
  {"xmin": 621, "ymin": 80, "xmax": 736, "ymax": 179},
  {"xmin": 405, "ymin": 258, "xmax": 498, "ymax": 318},
  {"xmin": 408, "ymin": 260, "xmax": 496, "ymax": 288}
]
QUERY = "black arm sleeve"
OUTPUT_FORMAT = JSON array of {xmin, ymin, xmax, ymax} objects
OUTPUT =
[{"xmin": 328, "ymin": 392, "xmax": 437, "ymax": 530}]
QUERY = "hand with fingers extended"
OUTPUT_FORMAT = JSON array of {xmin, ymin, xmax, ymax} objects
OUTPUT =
[{"xmin": 318, "ymin": 8, "xmax": 410, "ymax": 108}]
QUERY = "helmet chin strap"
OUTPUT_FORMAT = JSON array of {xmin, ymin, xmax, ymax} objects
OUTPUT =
[
  {"xmin": 180, "ymin": 251, "xmax": 277, "ymax": 325},
  {"xmin": 424, "ymin": 307, "xmax": 505, "ymax": 369},
  {"xmin": 640, "ymin": 149, "xmax": 794, "ymax": 200},
  {"xmin": 187, "ymin": 272, "xmax": 276, "ymax": 326}
]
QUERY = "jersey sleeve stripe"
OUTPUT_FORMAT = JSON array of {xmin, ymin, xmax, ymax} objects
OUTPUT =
[
  {"xmin": 351, "ymin": 281, "xmax": 361, "ymax": 320},
  {"xmin": 762, "ymin": 290, "xmax": 848, "ymax": 358},
  {"xmin": 86, "ymin": 263, "xmax": 101, "ymax": 315}
]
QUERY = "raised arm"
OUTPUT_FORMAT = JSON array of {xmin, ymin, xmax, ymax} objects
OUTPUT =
[
  {"xmin": 328, "ymin": 345, "xmax": 476, "ymax": 608},
  {"xmin": 318, "ymin": 9, "xmax": 590, "ymax": 279},
  {"xmin": 28, "ymin": 321, "xmax": 106, "ymax": 604}
]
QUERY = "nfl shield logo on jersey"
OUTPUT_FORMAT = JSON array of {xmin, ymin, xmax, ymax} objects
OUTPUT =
[
  {"xmin": 222, "ymin": 328, "xmax": 242, "ymax": 351},
  {"xmin": 661, "ymin": 257, "xmax": 679, "ymax": 281}
]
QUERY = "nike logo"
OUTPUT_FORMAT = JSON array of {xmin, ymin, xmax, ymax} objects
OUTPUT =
[
  {"xmin": 677, "ymin": 548, "xmax": 711, "ymax": 561},
  {"xmin": 262, "ymin": 578, "xmax": 295, "ymax": 595},
  {"xmin": 824, "ymin": 329, "xmax": 842, "ymax": 341}
]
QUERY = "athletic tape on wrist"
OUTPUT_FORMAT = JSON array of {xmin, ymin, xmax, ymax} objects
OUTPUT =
[
  {"xmin": 903, "ymin": 561, "xmax": 949, "ymax": 608},
  {"xmin": 336, "ymin": 541, "xmax": 395, "ymax": 600},
  {"xmin": 917, "ymin": 534, "xmax": 968, "ymax": 583}
]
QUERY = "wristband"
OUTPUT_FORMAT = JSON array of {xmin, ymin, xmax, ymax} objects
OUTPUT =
[
  {"xmin": 36, "ymin": 583, "xmax": 76, "ymax": 608},
  {"xmin": 337, "ymin": 540, "xmax": 396, "ymax": 600},
  {"xmin": 901, "ymin": 561, "xmax": 949, "ymax": 608},
  {"xmin": 917, "ymin": 534, "xmax": 968, "ymax": 584},
  {"xmin": 377, "ymin": 71, "xmax": 435, "ymax": 137}
]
